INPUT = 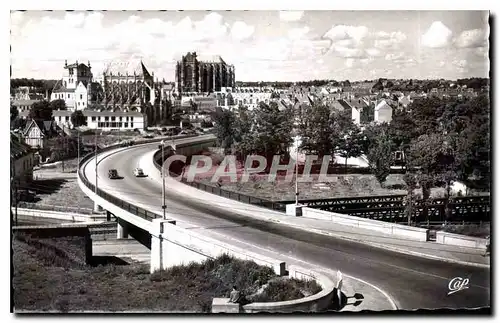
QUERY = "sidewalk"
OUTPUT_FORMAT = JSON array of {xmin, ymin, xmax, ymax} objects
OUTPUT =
[{"xmin": 140, "ymin": 150, "xmax": 490, "ymax": 269}]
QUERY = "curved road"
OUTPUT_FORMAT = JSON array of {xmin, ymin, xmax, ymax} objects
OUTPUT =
[{"xmin": 83, "ymin": 142, "xmax": 490, "ymax": 311}]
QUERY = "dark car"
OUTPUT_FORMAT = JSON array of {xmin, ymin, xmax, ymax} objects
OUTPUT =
[{"xmin": 108, "ymin": 169, "xmax": 120, "ymax": 179}]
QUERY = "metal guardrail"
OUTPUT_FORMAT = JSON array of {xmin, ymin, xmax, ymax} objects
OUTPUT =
[
  {"xmin": 152, "ymin": 148, "xmax": 490, "ymax": 223},
  {"xmin": 78, "ymin": 134, "xmax": 205, "ymax": 222},
  {"xmin": 278, "ymin": 194, "xmax": 491, "ymax": 223},
  {"xmin": 152, "ymin": 149, "xmax": 287, "ymax": 212}
]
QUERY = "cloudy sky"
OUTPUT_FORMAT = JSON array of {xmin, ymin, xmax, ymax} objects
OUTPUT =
[{"xmin": 10, "ymin": 10, "xmax": 490, "ymax": 82}]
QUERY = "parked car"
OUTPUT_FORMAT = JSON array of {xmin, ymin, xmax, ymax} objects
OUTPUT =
[
  {"xmin": 108, "ymin": 169, "xmax": 120, "ymax": 179},
  {"xmin": 143, "ymin": 134, "xmax": 154, "ymax": 139},
  {"xmin": 133, "ymin": 168, "xmax": 146, "ymax": 177}
]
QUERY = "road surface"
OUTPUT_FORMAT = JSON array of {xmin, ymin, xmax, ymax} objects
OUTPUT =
[{"xmin": 82, "ymin": 143, "xmax": 490, "ymax": 310}]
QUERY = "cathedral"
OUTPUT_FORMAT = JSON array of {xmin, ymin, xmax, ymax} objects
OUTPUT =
[
  {"xmin": 94, "ymin": 59, "xmax": 163, "ymax": 123},
  {"xmin": 50, "ymin": 58, "xmax": 166, "ymax": 127},
  {"xmin": 175, "ymin": 52, "xmax": 235, "ymax": 95}
]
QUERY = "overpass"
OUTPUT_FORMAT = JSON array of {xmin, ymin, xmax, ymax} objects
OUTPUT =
[{"xmin": 77, "ymin": 134, "xmax": 490, "ymax": 311}]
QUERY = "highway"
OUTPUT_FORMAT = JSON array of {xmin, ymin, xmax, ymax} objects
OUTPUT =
[{"xmin": 82, "ymin": 141, "xmax": 490, "ymax": 310}]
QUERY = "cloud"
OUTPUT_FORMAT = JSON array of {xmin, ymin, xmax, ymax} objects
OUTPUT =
[
  {"xmin": 374, "ymin": 31, "xmax": 407, "ymax": 49},
  {"xmin": 231, "ymin": 21, "xmax": 255, "ymax": 41},
  {"xmin": 385, "ymin": 52, "xmax": 405, "ymax": 61},
  {"xmin": 421, "ymin": 21, "xmax": 453, "ymax": 48},
  {"xmin": 279, "ymin": 11, "xmax": 304, "ymax": 22},
  {"xmin": 475, "ymin": 46, "xmax": 488, "ymax": 58},
  {"xmin": 454, "ymin": 28, "xmax": 488, "ymax": 48},
  {"xmin": 452, "ymin": 59, "xmax": 468, "ymax": 68},
  {"xmin": 324, "ymin": 25, "xmax": 369, "ymax": 42},
  {"xmin": 287, "ymin": 26, "xmax": 310, "ymax": 40},
  {"xmin": 365, "ymin": 48, "xmax": 382, "ymax": 57},
  {"xmin": 345, "ymin": 58, "xmax": 355, "ymax": 68}
]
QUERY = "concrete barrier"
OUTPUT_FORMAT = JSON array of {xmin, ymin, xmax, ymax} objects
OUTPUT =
[
  {"xmin": 13, "ymin": 207, "xmax": 107, "ymax": 223},
  {"xmin": 301, "ymin": 206, "xmax": 429, "ymax": 242},
  {"xmin": 435, "ymin": 231, "xmax": 488, "ymax": 249},
  {"xmin": 151, "ymin": 218, "xmax": 286, "ymax": 275},
  {"xmin": 212, "ymin": 264, "xmax": 336, "ymax": 313}
]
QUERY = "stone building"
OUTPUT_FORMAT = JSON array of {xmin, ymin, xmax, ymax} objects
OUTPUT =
[
  {"xmin": 175, "ymin": 52, "xmax": 235, "ymax": 95},
  {"xmin": 51, "ymin": 60, "xmax": 94, "ymax": 111},
  {"xmin": 93, "ymin": 58, "xmax": 163, "ymax": 125}
]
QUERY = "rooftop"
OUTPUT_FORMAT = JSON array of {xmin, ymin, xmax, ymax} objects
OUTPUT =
[{"xmin": 103, "ymin": 58, "xmax": 151, "ymax": 77}]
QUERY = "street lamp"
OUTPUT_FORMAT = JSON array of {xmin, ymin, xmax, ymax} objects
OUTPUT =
[
  {"xmin": 295, "ymin": 135, "xmax": 299, "ymax": 206},
  {"xmin": 160, "ymin": 140, "xmax": 167, "ymax": 219}
]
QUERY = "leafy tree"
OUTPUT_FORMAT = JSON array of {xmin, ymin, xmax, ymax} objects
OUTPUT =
[
  {"xmin": 11, "ymin": 117, "xmax": 27, "ymax": 130},
  {"xmin": 336, "ymin": 118, "xmax": 365, "ymax": 170},
  {"xmin": 29, "ymin": 100, "xmax": 53, "ymax": 121},
  {"xmin": 403, "ymin": 173, "xmax": 417, "ymax": 225},
  {"xmin": 71, "ymin": 110, "xmax": 87, "ymax": 127},
  {"xmin": 241, "ymin": 102, "xmax": 293, "ymax": 166},
  {"xmin": 49, "ymin": 99, "xmax": 67, "ymax": 111},
  {"xmin": 366, "ymin": 128, "xmax": 394, "ymax": 185},
  {"xmin": 200, "ymin": 119, "xmax": 213, "ymax": 128},
  {"xmin": 213, "ymin": 109, "xmax": 238, "ymax": 154},
  {"xmin": 10, "ymin": 104, "xmax": 18, "ymax": 121},
  {"xmin": 298, "ymin": 103, "xmax": 336, "ymax": 160}
]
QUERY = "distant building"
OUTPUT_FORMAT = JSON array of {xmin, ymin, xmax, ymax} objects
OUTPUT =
[
  {"xmin": 95, "ymin": 58, "xmax": 162, "ymax": 124},
  {"xmin": 11, "ymin": 99, "xmax": 39, "ymax": 119},
  {"xmin": 11, "ymin": 133, "xmax": 35, "ymax": 187},
  {"xmin": 51, "ymin": 60, "xmax": 93, "ymax": 111},
  {"xmin": 22, "ymin": 119, "xmax": 60, "ymax": 149},
  {"xmin": 82, "ymin": 110, "xmax": 145, "ymax": 131},
  {"xmin": 374, "ymin": 100, "xmax": 393, "ymax": 123},
  {"xmin": 175, "ymin": 52, "xmax": 235, "ymax": 95},
  {"xmin": 14, "ymin": 86, "xmax": 46, "ymax": 101},
  {"xmin": 215, "ymin": 87, "xmax": 272, "ymax": 111}
]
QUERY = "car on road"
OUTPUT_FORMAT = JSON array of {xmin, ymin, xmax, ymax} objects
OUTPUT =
[
  {"xmin": 133, "ymin": 168, "xmax": 146, "ymax": 177},
  {"xmin": 108, "ymin": 169, "xmax": 120, "ymax": 179}
]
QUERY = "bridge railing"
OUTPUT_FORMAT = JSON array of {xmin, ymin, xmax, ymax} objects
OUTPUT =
[
  {"xmin": 78, "ymin": 134, "xmax": 206, "ymax": 222},
  {"xmin": 152, "ymin": 149, "xmax": 287, "ymax": 212}
]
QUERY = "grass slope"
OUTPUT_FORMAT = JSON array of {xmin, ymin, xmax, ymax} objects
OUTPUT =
[{"xmin": 13, "ymin": 235, "xmax": 322, "ymax": 312}]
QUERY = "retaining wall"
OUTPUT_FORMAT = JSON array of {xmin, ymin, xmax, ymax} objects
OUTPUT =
[
  {"xmin": 212, "ymin": 264, "xmax": 336, "ymax": 313},
  {"xmin": 301, "ymin": 206, "xmax": 429, "ymax": 242},
  {"xmin": 13, "ymin": 207, "xmax": 107, "ymax": 223},
  {"xmin": 435, "ymin": 231, "xmax": 488, "ymax": 249}
]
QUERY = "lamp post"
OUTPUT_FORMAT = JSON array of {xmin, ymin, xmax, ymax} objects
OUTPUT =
[
  {"xmin": 295, "ymin": 135, "xmax": 299, "ymax": 206},
  {"xmin": 94, "ymin": 130, "xmax": 98, "ymax": 197},
  {"xmin": 161, "ymin": 140, "xmax": 166, "ymax": 219},
  {"xmin": 77, "ymin": 130, "xmax": 80, "ymax": 166}
]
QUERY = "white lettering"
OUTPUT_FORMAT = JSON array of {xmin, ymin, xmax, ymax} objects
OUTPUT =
[
  {"xmin": 448, "ymin": 277, "xmax": 470, "ymax": 295},
  {"xmin": 185, "ymin": 155, "xmax": 213, "ymax": 182}
]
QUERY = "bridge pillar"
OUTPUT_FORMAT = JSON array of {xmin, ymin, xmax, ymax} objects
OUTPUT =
[
  {"xmin": 94, "ymin": 201, "xmax": 102, "ymax": 212},
  {"xmin": 117, "ymin": 220, "xmax": 129, "ymax": 239},
  {"xmin": 150, "ymin": 218, "xmax": 177, "ymax": 273}
]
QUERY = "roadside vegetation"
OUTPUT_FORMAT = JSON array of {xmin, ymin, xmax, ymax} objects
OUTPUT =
[{"xmin": 13, "ymin": 234, "xmax": 322, "ymax": 312}]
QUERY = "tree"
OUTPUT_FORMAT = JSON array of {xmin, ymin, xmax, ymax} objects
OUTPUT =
[
  {"xmin": 336, "ymin": 119, "xmax": 365, "ymax": 170},
  {"xmin": 366, "ymin": 128, "xmax": 394, "ymax": 185},
  {"xmin": 71, "ymin": 110, "xmax": 87, "ymax": 127},
  {"xmin": 403, "ymin": 173, "xmax": 417, "ymax": 225},
  {"xmin": 213, "ymin": 109, "xmax": 238, "ymax": 154},
  {"xmin": 298, "ymin": 103, "xmax": 337, "ymax": 160},
  {"xmin": 49, "ymin": 99, "xmax": 67, "ymax": 111},
  {"xmin": 241, "ymin": 102, "xmax": 293, "ymax": 167},
  {"xmin": 29, "ymin": 100, "xmax": 53, "ymax": 121},
  {"xmin": 10, "ymin": 104, "xmax": 18, "ymax": 121}
]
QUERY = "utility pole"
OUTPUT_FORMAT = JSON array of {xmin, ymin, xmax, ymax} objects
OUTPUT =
[
  {"xmin": 295, "ymin": 135, "xmax": 299, "ymax": 206},
  {"xmin": 77, "ymin": 130, "xmax": 80, "ymax": 165},
  {"xmin": 94, "ymin": 129, "xmax": 98, "ymax": 196},
  {"xmin": 161, "ymin": 140, "xmax": 166, "ymax": 219},
  {"xmin": 61, "ymin": 124, "xmax": 65, "ymax": 172}
]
